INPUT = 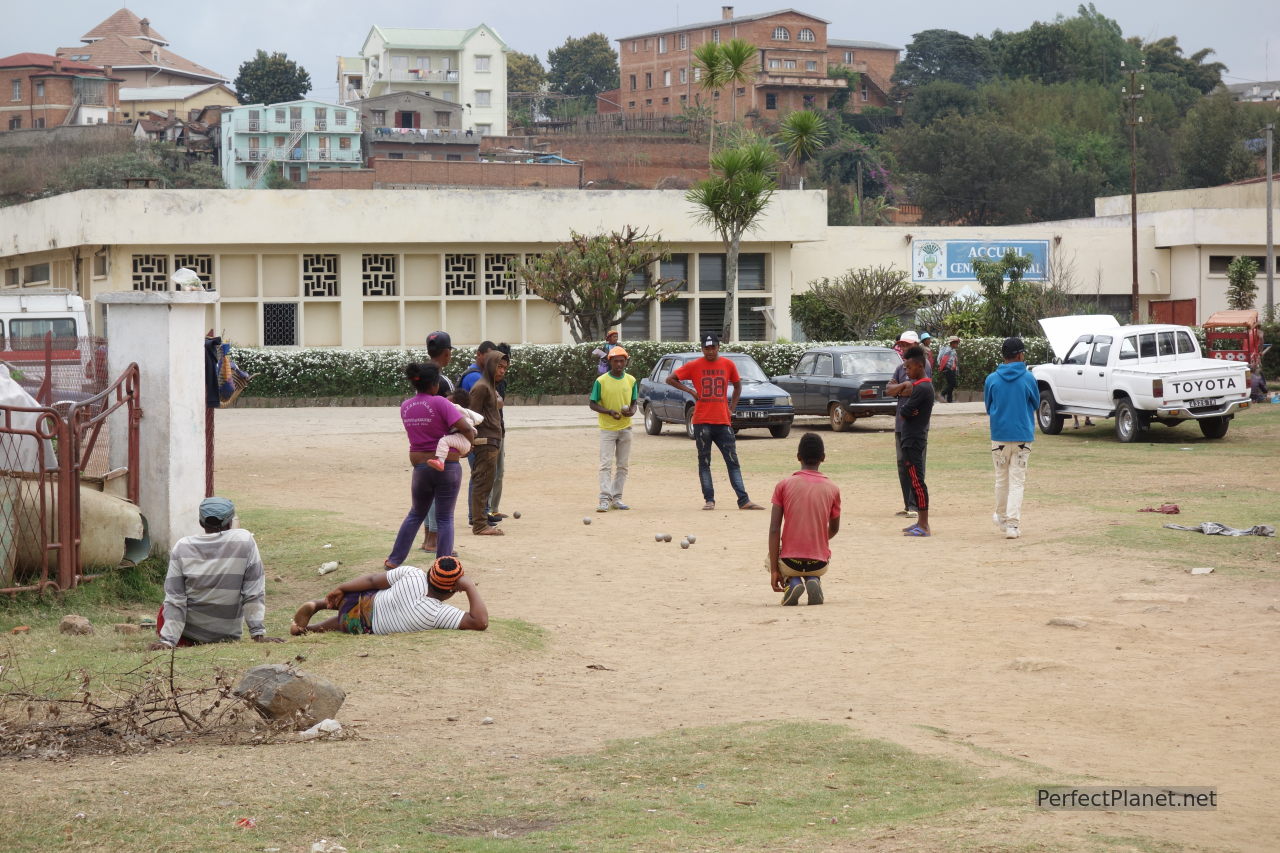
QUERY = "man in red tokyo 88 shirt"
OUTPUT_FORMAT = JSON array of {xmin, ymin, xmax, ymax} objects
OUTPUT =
[{"xmin": 666, "ymin": 333, "xmax": 765, "ymax": 511}]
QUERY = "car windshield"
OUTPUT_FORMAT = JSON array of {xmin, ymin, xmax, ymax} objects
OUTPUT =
[
  {"xmin": 840, "ymin": 351, "xmax": 900, "ymax": 375},
  {"xmin": 724, "ymin": 354, "xmax": 768, "ymax": 382}
]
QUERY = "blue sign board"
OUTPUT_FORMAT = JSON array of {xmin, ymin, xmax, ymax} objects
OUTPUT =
[{"xmin": 911, "ymin": 240, "xmax": 1050, "ymax": 283}]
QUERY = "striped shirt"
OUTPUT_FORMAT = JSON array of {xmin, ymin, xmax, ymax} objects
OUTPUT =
[
  {"xmin": 371, "ymin": 567, "xmax": 465, "ymax": 633},
  {"xmin": 159, "ymin": 529, "xmax": 266, "ymax": 646}
]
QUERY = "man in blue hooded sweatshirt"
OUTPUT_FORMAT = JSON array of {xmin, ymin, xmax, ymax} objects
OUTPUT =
[{"xmin": 984, "ymin": 337, "xmax": 1040, "ymax": 540}]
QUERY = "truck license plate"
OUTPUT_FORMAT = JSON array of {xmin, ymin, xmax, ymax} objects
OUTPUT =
[{"xmin": 1188, "ymin": 398, "xmax": 1216, "ymax": 407}]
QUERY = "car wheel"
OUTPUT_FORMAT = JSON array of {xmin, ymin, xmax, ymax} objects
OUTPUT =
[
  {"xmin": 769, "ymin": 420, "xmax": 793, "ymax": 439},
  {"xmin": 829, "ymin": 402, "xmax": 850, "ymax": 432},
  {"xmin": 684, "ymin": 406, "xmax": 696, "ymax": 440},
  {"xmin": 1037, "ymin": 388, "xmax": 1065, "ymax": 435},
  {"xmin": 643, "ymin": 404, "xmax": 663, "ymax": 436},
  {"xmin": 1198, "ymin": 416, "xmax": 1230, "ymax": 439},
  {"xmin": 1114, "ymin": 398, "xmax": 1145, "ymax": 443}
]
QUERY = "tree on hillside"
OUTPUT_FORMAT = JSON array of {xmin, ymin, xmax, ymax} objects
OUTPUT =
[
  {"xmin": 507, "ymin": 51, "xmax": 547, "ymax": 93},
  {"xmin": 777, "ymin": 110, "xmax": 828, "ymax": 189},
  {"xmin": 512, "ymin": 227, "xmax": 677, "ymax": 343},
  {"xmin": 234, "ymin": 50, "xmax": 311, "ymax": 105},
  {"xmin": 693, "ymin": 38, "xmax": 759, "ymax": 151},
  {"xmin": 547, "ymin": 33, "xmax": 618, "ymax": 104},
  {"xmin": 891, "ymin": 30, "xmax": 994, "ymax": 99},
  {"xmin": 1176, "ymin": 91, "xmax": 1256, "ymax": 188},
  {"xmin": 686, "ymin": 141, "xmax": 779, "ymax": 340},
  {"xmin": 1139, "ymin": 35, "xmax": 1227, "ymax": 95},
  {"xmin": 891, "ymin": 113, "xmax": 1054, "ymax": 225}
]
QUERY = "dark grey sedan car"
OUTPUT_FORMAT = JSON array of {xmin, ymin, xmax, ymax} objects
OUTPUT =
[
  {"xmin": 771, "ymin": 346, "xmax": 901, "ymax": 431},
  {"xmin": 639, "ymin": 352, "xmax": 795, "ymax": 439}
]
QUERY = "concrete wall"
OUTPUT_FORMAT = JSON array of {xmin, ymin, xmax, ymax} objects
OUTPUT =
[
  {"xmin": 0, "ymin": 122, "xmax": 131, "ymax": 150},
  {"xmin": 306, "ymin": 158, "xmax": 580, "ymax": 189}
]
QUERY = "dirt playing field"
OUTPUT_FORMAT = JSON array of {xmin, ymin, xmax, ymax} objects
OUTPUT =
[{"xmin": 194, "ymin": 402, "xmax": 1279, "ymax": 851}]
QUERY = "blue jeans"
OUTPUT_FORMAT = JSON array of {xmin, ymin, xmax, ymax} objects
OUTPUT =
[
  {"xmin": 387, "ymin": 461, "xmax": 462, "ymax": 565},
  {"xmin": 694, "ymin": 423, "xmax": 750, "ymax": 506}
]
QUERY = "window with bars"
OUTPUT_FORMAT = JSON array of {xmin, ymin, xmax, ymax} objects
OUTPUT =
[
  {"xmin": 661, "ymin": 254, "xmax": 689, "ymax": 291},
  {"xmin": 660, "ymin": 299, "xmax": 689, "ymax": 341},
  {"xmin": 362, "ymin": 254, "xmax": 398, "ymax": 296},
  {"xmin": 303, "ymin": 254, "xmax": 340, "ymax": 296},
  {"xmin": 445, "ymin": 254, "xmax": 477, "ymax": 295},
  {"xmin": 263, "ymin": 303, "xmax": 298, "ymax": 346},
  {"xmin": 484, "ymin": 254, "xmax": 519, "ymax": 295},
  {"xmin": 173, "ymin": 254, "xmax": 214, "ymax": 289},
  {"xmin": 699, "ymin": 299, "xmax": 725, "ymax": 338},
  {"xmin": 131, "ymin": 254, "xmax": 169, "ymax": 291},
  {"xmin": 621, "ymin": 304, "xmax": 650, "ymax": 339}
]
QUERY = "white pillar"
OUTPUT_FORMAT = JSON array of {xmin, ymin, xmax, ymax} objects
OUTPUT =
[{"xmin": 98, "ymin": 291, "xmax": 219, "ymax": 553}]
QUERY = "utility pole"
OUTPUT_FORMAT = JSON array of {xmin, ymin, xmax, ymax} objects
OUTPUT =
[
  {"xmin": 1122, "ymin": 60, "xmax": 1144, "ymax": 323},
  {"xmin": 1266, "ymin": 123, "xmax": 1275, "ymax": 320}
]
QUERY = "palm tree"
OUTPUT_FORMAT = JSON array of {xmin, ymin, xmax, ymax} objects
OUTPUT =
[
  {"xmin": 685, "ymin": 141, "xmax": 779, "ymax": 341},
  {"xmin": 693, "ymin": 42, "xmax": 729, "ymax": 155},
  {"xmin": 718, "ymin": 39, "xmax": 759, "ymax": 123},
  {"xmin": 776, "ymin": 109, "xmax": 828, "ymax": 190}
]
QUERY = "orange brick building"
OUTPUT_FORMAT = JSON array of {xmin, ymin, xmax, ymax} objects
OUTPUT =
[
  {"xmin": 0, "ymin": 53, "xmax": 121, "ymax": 130},
  {"xmin": 612, "ymin": 6, "xmax": 899, "ymax": 121},
  {"xmin": 826, "ymin": 39, "xmax": 899, "ymax": 110}
]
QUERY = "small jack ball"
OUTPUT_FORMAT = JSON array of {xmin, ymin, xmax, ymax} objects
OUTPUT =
[
  {"xmin": 513, "ymin": 511, "xmax": 522, "ymax": 519},
  {"xmin": 583, "ymin": 517, "xmax": 592, "ymax": 525}
]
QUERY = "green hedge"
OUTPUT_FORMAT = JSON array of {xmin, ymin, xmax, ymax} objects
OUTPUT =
[{"xmin": 232, "ymin": 337, "xmax": 1056, "ymax": 400}]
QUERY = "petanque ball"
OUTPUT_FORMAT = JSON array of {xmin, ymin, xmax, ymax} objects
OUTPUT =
[
  {"xmin": 686, "ymin": 535, "xmax": 697, "ymax": 544},
  {"xmin": 583, "ymin": 517, "xmax": 592, "ymax": 525},
  {"xmin": 513, "ymin": 511, "xmax": 522, "ymax": 519},
  {"xmin": 663, "ymin": 533, "xmax": 672, "ymax": 542},
  {"xmin": 680, "ymin": 541, "xmax": 690, "ymax": 549},
  {"xmin": 654, "ymin": 533, "xmax": 664, "ymax": 542}
]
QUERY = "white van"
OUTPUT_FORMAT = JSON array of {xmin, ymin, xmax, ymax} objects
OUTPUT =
[{"xmin": 0, "ymin": 290, "xmax": 90, "ymax": 364}]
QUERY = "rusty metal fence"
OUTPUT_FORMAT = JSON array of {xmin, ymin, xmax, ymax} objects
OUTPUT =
[{"xmin": 0, "ymin": 336, "xmax": 140, "ymax": 594}]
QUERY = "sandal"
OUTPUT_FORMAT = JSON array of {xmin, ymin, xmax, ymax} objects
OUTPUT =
[
  {"xmin": 739, "ymin": 502, "xmax": 765, "ymax": 510},
  {"xmin": 702, "ymin": 501, "xmax": 715, "ymax": 511},
  {"xmin": 474, "ymin": 527, "xmax": 505, "ymax": 536},
  {"xmin": 903, "ymin": 525, "xmax": 930, "ymax": 537}
]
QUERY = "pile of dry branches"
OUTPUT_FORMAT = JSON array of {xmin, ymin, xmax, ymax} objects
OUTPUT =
[{"xmin": 0, "ymin": 649, "xmax": 295, "ymax": 760}]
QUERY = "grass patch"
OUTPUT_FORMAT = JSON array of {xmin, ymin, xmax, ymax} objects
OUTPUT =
[{"xmin": 0, "ymin": 721, "xmax": 1041, "ymax": 852}]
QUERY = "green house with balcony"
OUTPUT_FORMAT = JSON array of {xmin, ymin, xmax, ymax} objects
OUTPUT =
[{"xmin": 221, "ymin": 99, "xmax": 363, "ymax": 189}]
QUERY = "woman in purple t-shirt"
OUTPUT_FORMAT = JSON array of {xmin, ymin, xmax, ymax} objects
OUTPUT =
[{"xmin": 386, "ymin": 362, "xmax": 476, "ymax": 567}]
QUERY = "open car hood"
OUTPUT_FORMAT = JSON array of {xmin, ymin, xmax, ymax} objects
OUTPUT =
[{"xmin": 1038, "ymin": 315, "xmax": 1121, "ymax": 361}]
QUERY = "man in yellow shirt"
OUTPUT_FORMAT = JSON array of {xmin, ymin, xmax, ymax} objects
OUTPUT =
[{"xmin": 588, "ymin": 346, "xmax": 638, "ymax": 512}]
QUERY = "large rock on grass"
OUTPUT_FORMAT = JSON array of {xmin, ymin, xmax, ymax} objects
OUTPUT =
[
  {"xmin": 59, "ymin": 615, "xmax": 93, "ymax": 635},
  {"xmin": 234, "ymin": 664, "xmax": 345, "ymax": 728}
]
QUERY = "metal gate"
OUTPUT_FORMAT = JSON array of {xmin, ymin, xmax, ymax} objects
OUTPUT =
[{"xmin": 0, "ymin": 339, "xmax": 140, "ymax": 595}]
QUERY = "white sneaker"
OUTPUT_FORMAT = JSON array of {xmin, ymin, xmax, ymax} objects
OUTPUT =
[
  {"xmin": 1005, "ymin": 525, "xmax": 1020, "ymax": 540},
  {"xmin": 597, "ymin": 500, "xmax": 610, "ymax": 512},
  {"xmin": 992, "ymin": 513, "xmax": 1006, "ymax": 534}
]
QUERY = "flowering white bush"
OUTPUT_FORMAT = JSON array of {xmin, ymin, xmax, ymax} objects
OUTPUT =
[{"xmin": 232, "ymin": 337, "xmax": 1053, "ymax": 399}]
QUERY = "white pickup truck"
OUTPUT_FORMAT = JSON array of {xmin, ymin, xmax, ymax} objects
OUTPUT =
[{"xmin": 1032, "ymin": 315, "xmax": 1251, "ymax": 443}]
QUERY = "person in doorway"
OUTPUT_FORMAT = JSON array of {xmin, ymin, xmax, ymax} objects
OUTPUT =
[
  {"xmin": 666, "ymin": 333, "xmax": 764, "ymax": 511},
  {"xmin": 589, "ymin": 346, "xmax": 637, "ymax": 512},
  {"xmin": 984, "ymin": 337, "xmax": 1040, "ymax": 540},
  {"xmin": 149, "ymin": 497, "xmax": 284, "ymax": 650}
]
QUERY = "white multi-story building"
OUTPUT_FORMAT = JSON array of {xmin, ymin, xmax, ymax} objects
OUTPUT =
[{"xmin": 347, "ymin": 24, "xmax": 508, "ymax": 137}]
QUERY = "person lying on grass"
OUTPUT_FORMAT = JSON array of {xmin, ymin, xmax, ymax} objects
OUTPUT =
[{"xmin": 290, "ymin": 556, "xmax": 488, "ymax": 634}]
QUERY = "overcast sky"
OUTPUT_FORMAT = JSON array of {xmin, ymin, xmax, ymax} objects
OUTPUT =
[{"xmin": 6, "ymin": 1, "xmax": 1278, "ymax": 98}]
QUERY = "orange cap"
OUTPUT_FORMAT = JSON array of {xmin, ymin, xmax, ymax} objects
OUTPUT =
[{"xmin": 608, "ymin": 346, "xmax": 629, "ymax": 359}]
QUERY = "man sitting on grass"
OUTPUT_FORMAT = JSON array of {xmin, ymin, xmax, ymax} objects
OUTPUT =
[
  {"xmin": 290, "ymin": 556, "xmax": 488, "ymax": 634},
  {"xmin": 149, "ymin": 497, "xmax": 284, "ymax": 650}
]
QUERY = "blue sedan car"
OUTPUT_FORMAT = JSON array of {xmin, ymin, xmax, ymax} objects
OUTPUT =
[{"xmin": 639, "ymin": 352, "xmax": 795, "ymax": 439}]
